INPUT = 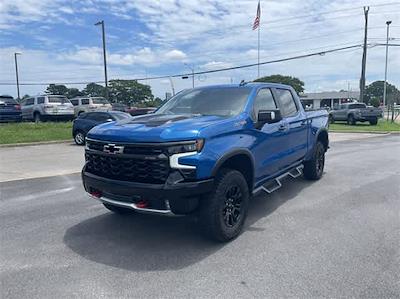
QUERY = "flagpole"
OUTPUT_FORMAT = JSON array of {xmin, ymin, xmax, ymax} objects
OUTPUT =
[{"xmin": 257, "ymin": 21, "xmax": 260, "ymax": 78}]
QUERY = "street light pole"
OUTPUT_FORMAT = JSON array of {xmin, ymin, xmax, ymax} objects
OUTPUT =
[
  {"xmin": 184, "ymin": 63, "xmax": 195, "ymax": 88},
  {"xmin": 95, "ymin": 20, "xmax": 109, "ymax": 100},
  {"xmin": 14, "ymin": 53, "xmax": 21, "ymax": 100},
  {"xmin": 383, "ymin": 20, "xmax": 392, "ymax": 120}
]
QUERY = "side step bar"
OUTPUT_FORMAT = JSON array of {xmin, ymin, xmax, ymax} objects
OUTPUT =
[{"xmin": 253, "ymin": 165, "xmax": 304, "ymax": 195}]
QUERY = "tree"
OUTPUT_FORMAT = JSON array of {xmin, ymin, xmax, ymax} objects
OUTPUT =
[
  {"xmin": 83, "ymin": 83, "xmax": 106, "ymax": 98},
  {"xmin": 108, "ymin": 80, "xmax": 154, "ymax": 106},
  {"xmin": 66, "ymin": 88, "xmax": 83, "ymax": 99},
  {"xmin": 365, "ymin": 80, "xmax": 399, "ymax": 106},
  {"xmin": 45, "ymin": 84, "xmax": 69, "ymax": 95},
  {"xmin": 254, "ymin": 74, "xmax": 305, "ymax": 94}
]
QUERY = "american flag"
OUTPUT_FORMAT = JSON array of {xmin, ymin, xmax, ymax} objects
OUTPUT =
[{"xmin": 252, "ymin": 1, "xmax": 261, "ymax": 30}]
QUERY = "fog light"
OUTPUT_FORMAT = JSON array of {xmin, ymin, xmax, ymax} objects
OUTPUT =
[{"xmin": 136, "ymin": 200, "xmax": 149, "ymax": 208}]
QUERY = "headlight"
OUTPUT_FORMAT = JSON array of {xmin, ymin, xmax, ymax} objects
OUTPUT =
[{"xmin": 167, "ymin": 139, "xmax": 204, "ymax": 154}]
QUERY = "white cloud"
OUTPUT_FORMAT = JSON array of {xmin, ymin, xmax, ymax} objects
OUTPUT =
[{"xmin": 164, "ymin": 49, "xmax": 187, "ymax": 60}]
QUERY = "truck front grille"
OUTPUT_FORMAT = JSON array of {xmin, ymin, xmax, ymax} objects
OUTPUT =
[{"xmin": 85, "ymin": 152, "xmax": 170, "ymax": 184}]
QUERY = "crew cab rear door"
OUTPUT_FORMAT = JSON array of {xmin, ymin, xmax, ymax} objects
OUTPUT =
[{"xmin": 272, "ymin": 88, "xmax": 308, "ymax": 166}]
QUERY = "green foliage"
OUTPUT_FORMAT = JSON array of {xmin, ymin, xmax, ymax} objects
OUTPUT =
[
  {"xmin": 45, "ymin": 84, "xmax": 69, "ymax": 95},
  {"xmin": 66, "ymin": 88, "xmax": 83, "ymax": 99},
  {"xmin": 369, "ymin": 97, "xmax": 380, "ymax": 108},
  {"xmin": 108, "ymin": 80, "xmax": 154, "ymax": 106},
  {"xmin": 83, "ymin": 83, "xmax": 106, "ymax": 98},
  {"xmin": 254, "ymin": 74, "xmax": 305, "ymax": 93},
  {"xmin": 365, "ymin": 81, "xmax": 400, "ymax": 105}
]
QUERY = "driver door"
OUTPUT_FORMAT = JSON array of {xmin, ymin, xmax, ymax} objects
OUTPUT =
[{"xmin": 251, "ymin": 88, "xmax": 289, "ymax": 183}]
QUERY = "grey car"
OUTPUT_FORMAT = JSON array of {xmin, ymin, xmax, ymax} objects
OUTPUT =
[
  {"xmin": 21, "ymin": 95, "xmax": 75, "ymax": 122},
  {"xmin": 329, "ymin": 102, "xmax": 382, "ymax": 125}
]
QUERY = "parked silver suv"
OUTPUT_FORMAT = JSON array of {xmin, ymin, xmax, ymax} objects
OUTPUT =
[
  {"xmin": 21, "ymin": 95, "xmax": 74, "ymax": 122},
  {"xmin": 70, "ymin": 97, "xmax": 112, "ymax": 116}
]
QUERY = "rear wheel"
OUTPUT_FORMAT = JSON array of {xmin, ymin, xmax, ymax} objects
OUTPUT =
[
  {"xmin": 347, "ymin": 114, "xmax": 356, "ymax": 125},
  {"xmin": 103, "ymin": 203, "xmax": 132, "ymax": 214},
  {"xmin": 74, "ymin": 131, "xmax": 85, "ymax": 145},
  {"xmin": 199, "ymin": 168, "xmax": 249, "ymax": 242},
  {"xmin": 303, "ymin": 141, "xmax": 325, "ymax": 180},
  {"xmin": 369, "ymin": 118, "xmax": 378, "ymax": 125}
]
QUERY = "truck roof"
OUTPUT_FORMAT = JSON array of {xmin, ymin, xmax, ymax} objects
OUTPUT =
[{"xmin": 192, "ymin": 82, "xmax": 294, "ymax": 90}]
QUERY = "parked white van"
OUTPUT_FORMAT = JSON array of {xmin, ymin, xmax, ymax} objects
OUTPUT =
[{"xmin": 70, "ymin": 97, "xmax": 112, "ymax": 116}]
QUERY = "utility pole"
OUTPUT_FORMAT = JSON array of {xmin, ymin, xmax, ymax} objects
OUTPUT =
[
  {"xmin": 359, "ymin": 6, "xmax": 369, "ymax": 103},
  {"xmin": 95, "ymin": 20, "xmax": 109, "ymax": 100},
  {"xmin": 383, "ymin": 20, "xmax": 392, "ymax": 120},
  {"xmin": 14, "ymin": 53, "xmax": 21, "ymax": 100},
  {"xmin": 184, "ymin": 63, "xmax": 195, "ymax": 88}
]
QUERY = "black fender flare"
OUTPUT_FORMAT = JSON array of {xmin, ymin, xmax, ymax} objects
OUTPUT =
[{"xmin": 211, "ymin": 148, "xmax": 255, "ymax": 179}]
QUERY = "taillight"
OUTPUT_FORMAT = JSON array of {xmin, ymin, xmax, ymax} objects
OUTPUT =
[{"xmin": 14, "ymin": 104, "xmax": 21, "ymax": 110}]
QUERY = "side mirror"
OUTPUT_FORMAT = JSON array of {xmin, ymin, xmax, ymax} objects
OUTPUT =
[{"xmin": 256, "ymin": 109, "xmax": 282, "ymax": 128}]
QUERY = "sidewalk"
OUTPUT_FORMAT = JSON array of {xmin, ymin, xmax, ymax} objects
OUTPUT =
[
  {"xmin": 0, "ymin": 133, "xmax": 388, "ymax": 183},
  {"xmin": 0, "ymin": 142, "xmax": 84, "ymax": 182}
]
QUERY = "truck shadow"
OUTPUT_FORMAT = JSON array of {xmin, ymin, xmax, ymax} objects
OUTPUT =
[{"xmin": 63, "ymin": 176, "xmax": 315, "ymax": 271}]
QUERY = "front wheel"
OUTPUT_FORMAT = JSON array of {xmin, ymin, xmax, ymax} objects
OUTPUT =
[
  {"xmin": 369, "ymin": 118, "xmax": 378, "ymax": 125},
  {"xmin": 347, "ymin": 114, "xmax": 356, "ymax": 125},
  {"xmin": 303, "ymin": 141, "xmax": 325, "ymax": 180},
  {"xmin": 199, "ymin": 168, "xmax": 249, "ymax": 242},
  {"xmin": 74, "ymin": 131, "xmax": 85, "ymax": 145}
]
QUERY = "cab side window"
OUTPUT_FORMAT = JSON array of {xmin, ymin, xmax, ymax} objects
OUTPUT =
[
  {"xmin": 274, "ymin": 89, "xmax": 298, "ymax": 117},
  {"xmin": 70, "ymin": 99, "xmax": 79, "ymax": 106},
  {"xmin": 24, "ymin": 98, "xmax": 34, "ymax": 106},
  {"xmin": 81, "ymin": 99, "xmax": 89, "ymax": 105},
  {"xmin": 252, "ymin": 88, "xmax": 276, "ymax": 120},
  {"xmin": 37, "ymin": 97, "xmax": 45, "ymax": 104}
]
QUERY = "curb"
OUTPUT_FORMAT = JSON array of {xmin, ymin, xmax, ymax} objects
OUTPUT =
[{"xmin": 0, "ymin": 139, "xmax": 73, "ymax": 148}]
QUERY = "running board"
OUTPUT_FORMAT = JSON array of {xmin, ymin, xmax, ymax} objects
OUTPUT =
[{"xmin": 253, "ymin": 165, "xmax": 304, "ymax": 195}]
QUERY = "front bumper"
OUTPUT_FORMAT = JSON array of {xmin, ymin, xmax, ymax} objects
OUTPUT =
[{"xmin": 82, "ymin": 166, "xmax": 214, "ymax": 215}]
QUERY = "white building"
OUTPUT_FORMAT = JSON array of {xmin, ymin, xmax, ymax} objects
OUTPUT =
[{"xmin": 300, "ymin": 91, "xmax": 360, "ymax": 109}]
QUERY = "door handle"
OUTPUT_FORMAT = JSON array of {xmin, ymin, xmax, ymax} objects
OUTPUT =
[{"xmin": 300, "ymin": 120, "xmax": 307, "ymax": 126}]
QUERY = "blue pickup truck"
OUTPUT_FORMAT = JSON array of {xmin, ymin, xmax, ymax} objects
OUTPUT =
[{"xmin": 82, "ymin": 83, "xmax": 329, "ymax": 241}]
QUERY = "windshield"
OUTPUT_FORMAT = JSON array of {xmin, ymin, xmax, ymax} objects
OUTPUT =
[
  {"xmin": 48, "ymin": 96, "xmax": 69, "ymax": 104},
  {"xmin": 92, "ymin": 97, "xmax": 109, "ymax": 104},
  {"xmin": 156, "ymin": 87, "xmax": 251, "ymax": 117}
]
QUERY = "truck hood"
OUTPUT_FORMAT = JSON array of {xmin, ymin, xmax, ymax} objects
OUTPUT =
[{"xmin": 87, "ymin": 113, "xmax": 229, "ymax": 143}]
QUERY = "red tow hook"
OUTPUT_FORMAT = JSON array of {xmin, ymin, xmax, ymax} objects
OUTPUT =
[
  {"xmin": 90, "ymin": 190, "xmax": 102, "ymax": 198},
  {"xmin": 136, "ymin": 200, "xmax": 149, "ymax": 209}
]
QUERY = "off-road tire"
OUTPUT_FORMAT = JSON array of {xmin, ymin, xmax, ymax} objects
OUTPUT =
[
  {"xmin": 347, "ymin": 114, "xmax": 356, "ymax": 125},
  {"xmin": 303, "ymin": 141, "xmax": 325, "ymax": 180},
  {"xmin": 199, "ymin": 168, "xmax": 250, "ymax": 242}
]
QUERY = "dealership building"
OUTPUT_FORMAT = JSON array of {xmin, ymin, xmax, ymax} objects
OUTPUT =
[{"xmin": 300, "ymin": 91, "xmax": 360, "ymax": 109}]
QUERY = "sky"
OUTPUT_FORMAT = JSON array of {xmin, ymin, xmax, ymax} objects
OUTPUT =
[{"xmin": 0, "ymin": 0, "xmax": 399, "ymax": 99}]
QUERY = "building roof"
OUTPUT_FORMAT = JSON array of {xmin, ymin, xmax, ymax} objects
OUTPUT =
[{"xmin": 300, "ymin": 91, "xmax": 359, "ymax": 100}]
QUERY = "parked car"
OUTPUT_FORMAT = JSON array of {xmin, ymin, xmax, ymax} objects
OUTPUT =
[
  {"xmin": 0, "ymin": 95, "xmax": 22, "ymax": 122},
  {"xmin": 329, "ymin": 102, "xmax": 382, "ymax": 125},
  {"xmin": 21, "ymin": 95, "xmax": 74, "ymax": 122},
  {"xmin": 127, "ymin": 107, "xmax": 156, "ymax": 116},
  {"xmin": 82, "ymin": 83, "xmax": 329, "ymax": 241},
  {"xmin": 72, "ymin": 111, "xmax": 132, "ymax": 145},
  {"xmin": 70, "ymin": 97, "xmax": 112, "ymax": 116},
  {"xmin": 111, "ymin": 102, "xmax": 128, "ymax": 112}
]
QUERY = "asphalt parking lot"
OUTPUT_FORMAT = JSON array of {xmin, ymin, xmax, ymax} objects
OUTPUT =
[{"xmin": 1, "ymin": 134, "xmax": 399, "ymax": 298}]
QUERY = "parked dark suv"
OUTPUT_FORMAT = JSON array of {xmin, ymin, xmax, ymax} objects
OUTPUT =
[
  {"xmin": 72, "ymin": 111, "xmax": 131, "ymax": 145},
  {"xmin": 0, "ymin": 95, "xmax": 22, "ymax": 122}
]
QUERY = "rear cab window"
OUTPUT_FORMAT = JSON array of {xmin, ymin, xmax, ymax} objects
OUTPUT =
[{"xmin": 274, "ymin": 88, "xmax": 298, "ymax": 117}]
